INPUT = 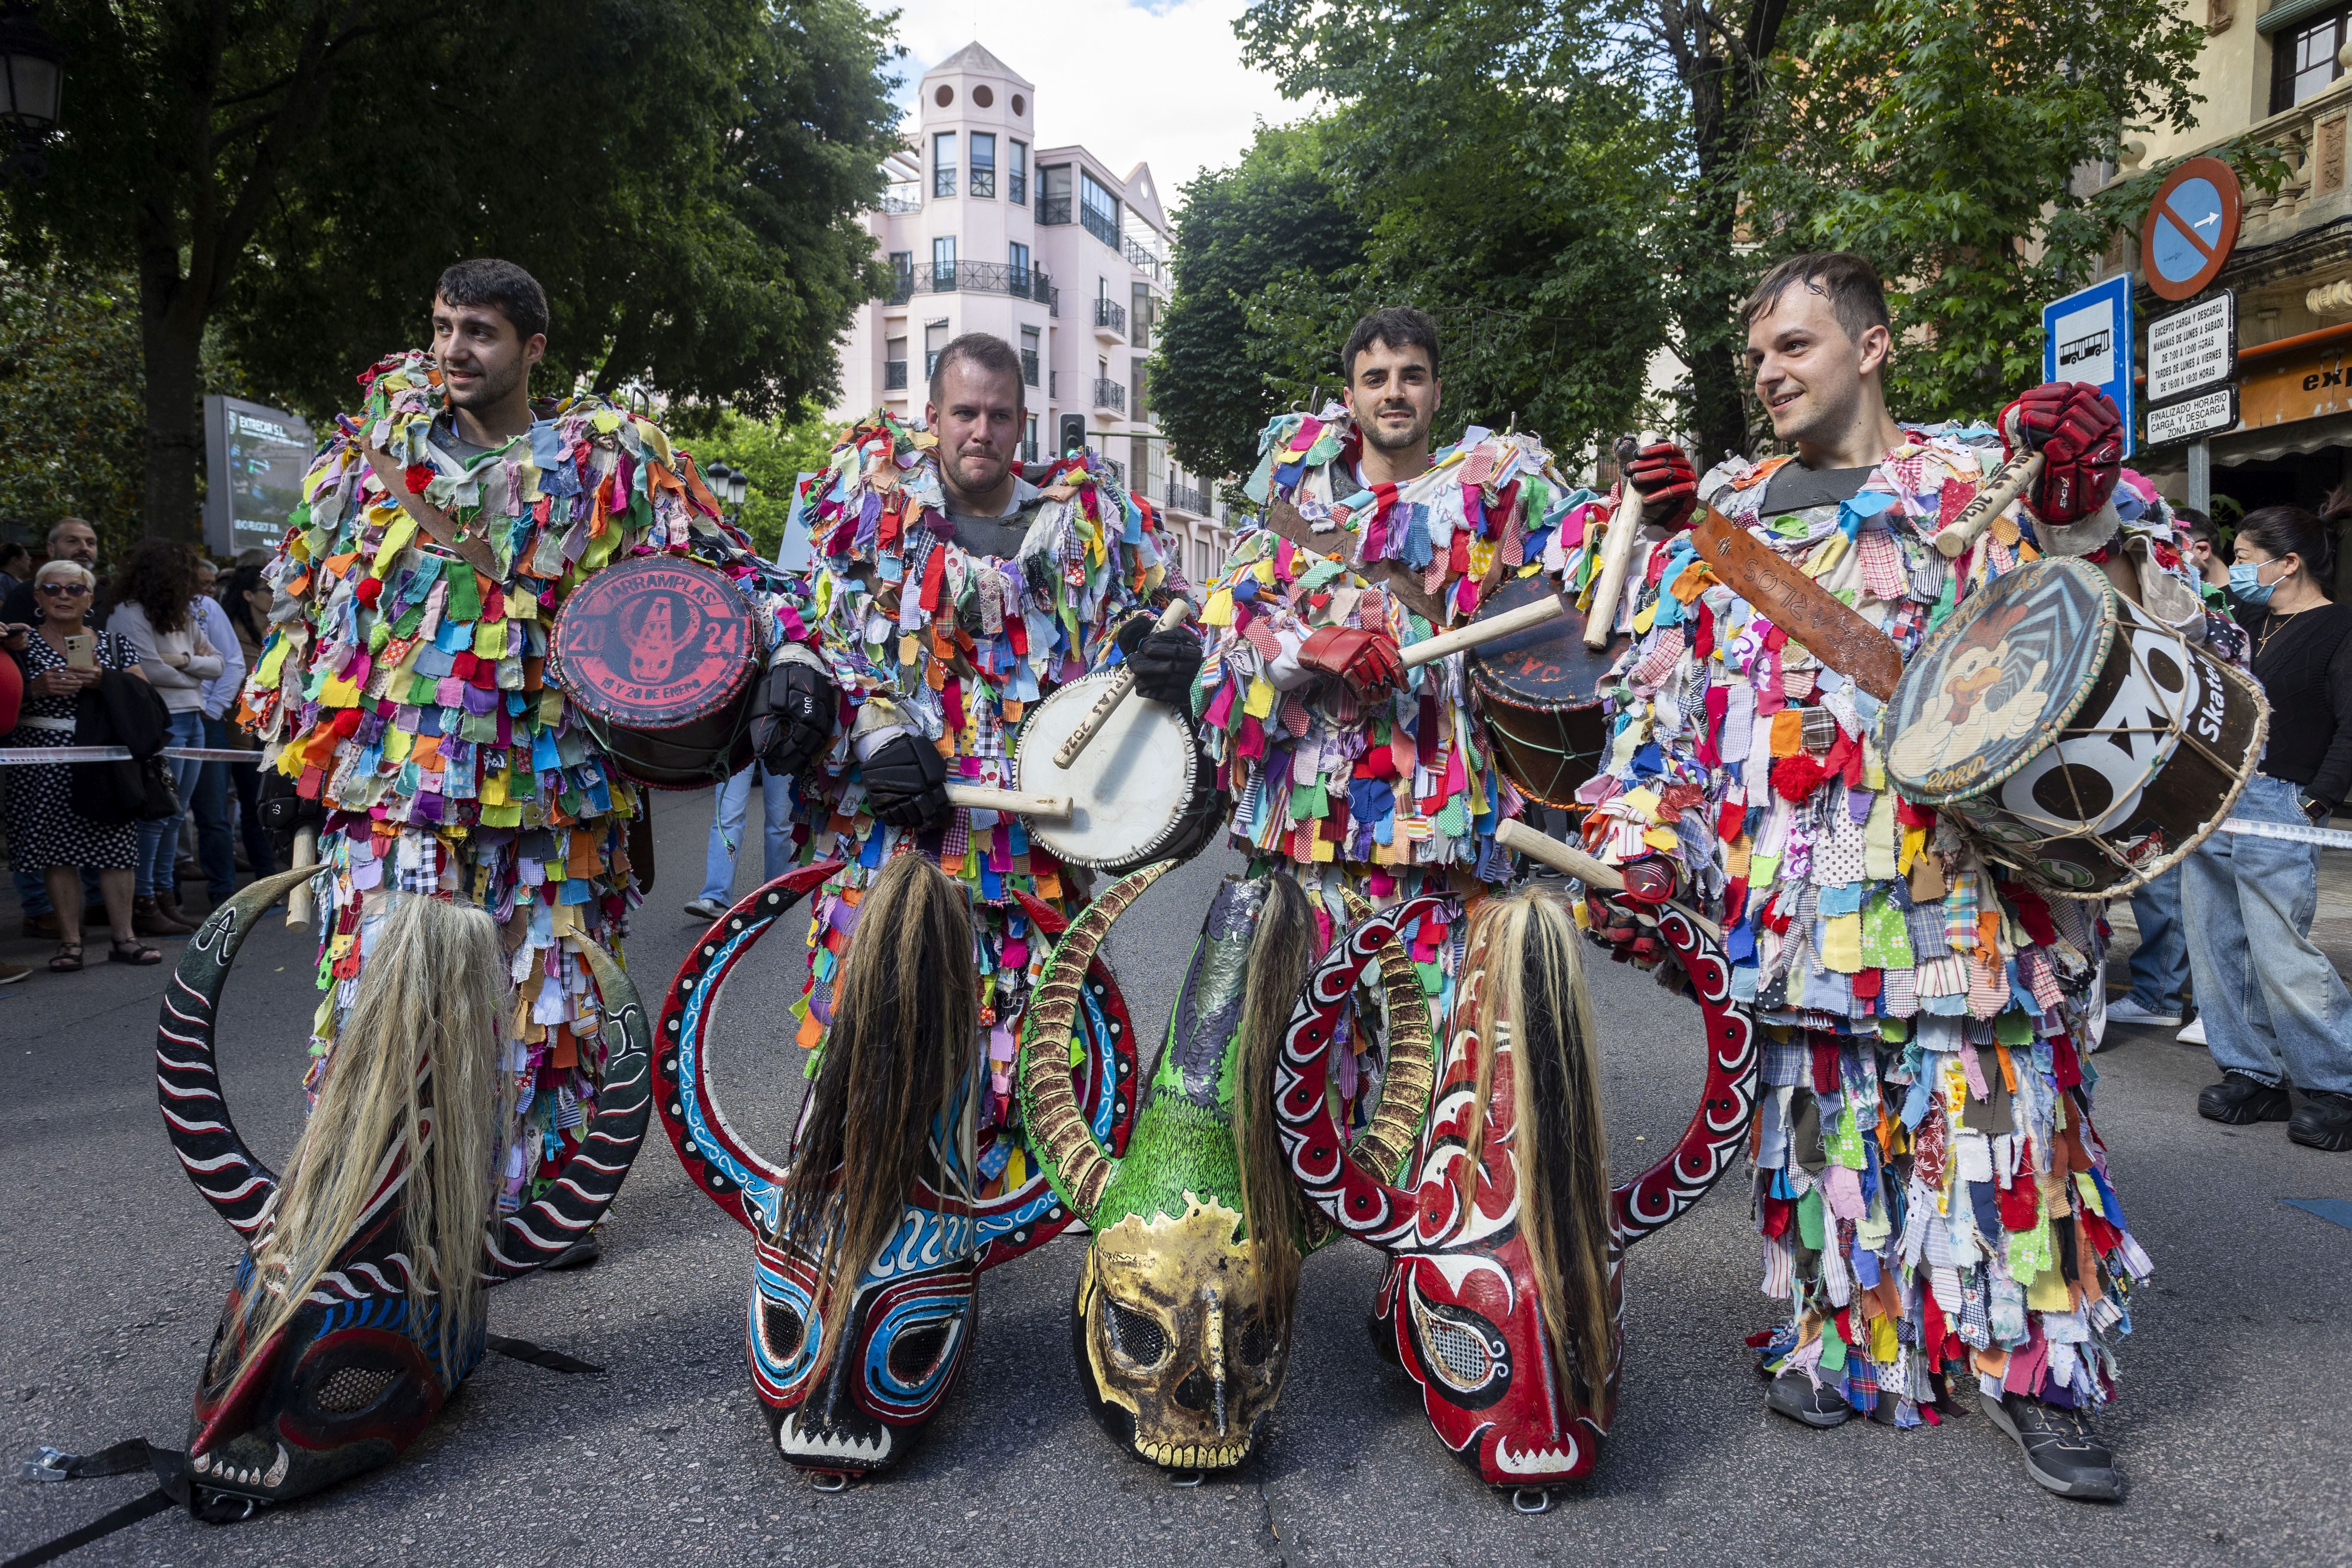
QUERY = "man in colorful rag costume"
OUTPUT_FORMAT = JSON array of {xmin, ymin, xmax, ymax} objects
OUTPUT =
[
  {"xmin": 1581, "ymin": 253, "xmax": 2225, "ymax": 1500},
  {"xmin": 239, "ymin": 259, "xmax": 781, "ymax": 1240}
]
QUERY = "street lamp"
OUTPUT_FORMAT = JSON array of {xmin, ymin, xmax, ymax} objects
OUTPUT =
[
  {"xmin": 702, "ymin": 461, "xmax": 751, "ymax": 524},
  {"xmin": 0, "ymin": 7, "xmax": 65, "ymax": 184}
]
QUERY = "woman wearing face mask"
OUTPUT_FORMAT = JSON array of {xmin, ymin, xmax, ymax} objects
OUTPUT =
[{"xmin": 2182, "ymin": 498, "xmax": 2352, "ymax": 1152}]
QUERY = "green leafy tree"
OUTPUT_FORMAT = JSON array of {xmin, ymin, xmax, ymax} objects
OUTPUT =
[
  {"xmin": 1741, "ymin": 0, "xmax": 2210, "ymax": 423},
  {"xmin": 683, "ymin": 403, "xmax": 847, "ymax": 557},
  {"xmin": 5, "ymin": 0, "xmax": 899, "ymax": 542},
  {"xmin": 1151, "ymin": 124, "xmax": 1369, "ymax": 482}
]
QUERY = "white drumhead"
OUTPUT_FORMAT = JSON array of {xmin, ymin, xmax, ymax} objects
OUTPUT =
[{"xmin": 1014, "ymin": 672, "xmax": 1197, "ymax": 868}]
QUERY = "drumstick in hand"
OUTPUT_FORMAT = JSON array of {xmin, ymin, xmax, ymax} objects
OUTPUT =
[
  {"xmin": 1400, "ymin": 592, "xmax": 1570, "ymax": 668},
  {"xmin": 1584, "ymin": 437, "xmax": 1645, "ymax": 651},
  {"xmin": 1053, "ymin": 599, "xmax": 1195, "ymax": 768},
  {"xmin": 945, "ymin": 784, "xmax": 1074, "ymax": 821},
  {"xmin": 1495, "ymin": 818, "xmax": 1721, "ymax": 941},
  {"xmin": 1933, "ymin": 451, "xmax": 2043, "ymax": 558},
  {"xmin": 286, "ymin": 826, "xmax": 318, "ymax": 931}
]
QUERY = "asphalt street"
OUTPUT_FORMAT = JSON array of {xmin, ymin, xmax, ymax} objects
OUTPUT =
[{"xmin": 1, "ymin": 787, "xmax": 2347, "ymax": 1568}]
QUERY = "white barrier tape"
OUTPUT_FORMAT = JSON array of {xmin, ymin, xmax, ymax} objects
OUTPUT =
[
  {"xmin": 2218, "ymin": 817, "xmax": 2352, "ymax": 851},
  {"xmin": 0, "ymin": 747, "xmax": 261, "ymax": 766}
]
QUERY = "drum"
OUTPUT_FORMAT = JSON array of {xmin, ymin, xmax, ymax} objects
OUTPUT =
[
  {"xmin": 1881, "ymin": 556, "xmax": 2267, "ymax": 897},
  {"xmin": 548, "ymin": 555, "xmax": 759, "ymax": 789},
  {"xmin": 1013, "ymin": 671, "xmax": 1218, "ymax": 873},
  {"xmin": 1465, "ymin": 573, "xmax": 1632, "ymax": 809}
]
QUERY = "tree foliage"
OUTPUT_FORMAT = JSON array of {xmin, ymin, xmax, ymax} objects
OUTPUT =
[
  {"xmin": 4, "ymin": 0, "xmax": 900, "ymax": 539},
  {"xmin": 686, "ymin": 403, "xmax": 847, "ymax": 558}
]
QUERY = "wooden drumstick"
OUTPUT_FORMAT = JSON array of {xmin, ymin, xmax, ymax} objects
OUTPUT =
[
  {"xmin": 1400, "ymin": 593, "xmax": 1570, "ymax": 668},
  {"xmin": 1934, "ymin": 450, "xmax": 2043, "ymax": 558},
  {"xmin": 1584, "ymin": 437, "xmax": 1646, "ymax": 651},
  {"xmin": 1052, "ymin": 599, "xmax": 1195, "ymax": 768},
  {"xmin": 944, "ymin": 784, "xmax": 1075, "ymax": 821},
  {"xmin": 286, "ymin": 826, "xmax": 318, "ymax": 930},
  {"xmin": 1495, "ymin": 818, "xmax": 1722, "ymax": 941}
]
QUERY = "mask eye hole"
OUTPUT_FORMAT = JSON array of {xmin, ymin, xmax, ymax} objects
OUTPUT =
[
  {"xmin": 760, "ymin": 1302, "xmax": 808, "ymax": 1368},
  {"xmin": 1107, "ymin": 1302, "xmax": 1168, "ymax": 1367},
  {"xmin": 311, "ymin": 1365, "xmax": 399, "ymax": 1415},
  {"xmin": 886, "ymin": 1321, "xmax": 955, "ymax": 1387},
  {"xmin": 1234, "ymin": 1315, "xmax": 1272, "ymax": 1366},
  {"xmin": 1409, "ymin": 1290, "xmax": 1507, "ymax": 1397}
]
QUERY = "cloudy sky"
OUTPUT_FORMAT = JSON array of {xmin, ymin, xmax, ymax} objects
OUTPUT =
[{"xmin": 876, "ymin": 0, "xmax": 1308, "ymax": 207}]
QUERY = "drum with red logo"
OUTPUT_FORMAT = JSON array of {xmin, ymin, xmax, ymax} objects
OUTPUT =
[{"xmin": 548, "ymin": 555, "xmax": 760, "ymax": 789}]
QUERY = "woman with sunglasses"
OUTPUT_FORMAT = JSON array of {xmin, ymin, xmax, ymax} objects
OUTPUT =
[{"xmin": 0, "ymin": 559, "xmax": 156, "ymax": 969}]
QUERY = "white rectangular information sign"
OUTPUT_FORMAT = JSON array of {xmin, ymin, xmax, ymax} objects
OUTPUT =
[
  {"xmin": 2146, "ymin": 385, "xmax": 2238, "ymax": 446},
  {"xmin": 2147, "ymin": 291, "xmax": 2235, "ymax": 403}
]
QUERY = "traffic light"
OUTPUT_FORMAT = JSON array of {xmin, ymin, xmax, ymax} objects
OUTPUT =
[{"xmin": 1059, "ymin": 414, "xmax": 1087, "ymax": 459}]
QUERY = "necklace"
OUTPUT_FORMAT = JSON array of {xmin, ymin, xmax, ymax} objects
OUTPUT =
[{"xmin": 2256, "ymin": 606, "xmax": 2309, "ymax": 658}]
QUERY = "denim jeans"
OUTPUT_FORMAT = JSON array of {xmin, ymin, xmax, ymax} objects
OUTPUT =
[
  {"xmin": 699, "ymin": 764, "xmax": 796, "ymax": 905},
  {"xmin": 2122, "ymin": 864, "xmax": 2190, "ymax": 1014},
  {"xmin": 191, "ymin": 714, "xmax": 240, "ymax": 904},
  {"xmin": 137, "ymin": 709, "xmax": 206, "ymax": 900},
  {"xmin": 2181, "ymin": 772, "xmax": 2352, "ymax": 1096}
]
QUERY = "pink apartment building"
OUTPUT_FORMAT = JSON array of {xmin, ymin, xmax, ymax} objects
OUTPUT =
[{"xmin": 829, "ymin": 41, "xmax": 1234, "ymax": 588}]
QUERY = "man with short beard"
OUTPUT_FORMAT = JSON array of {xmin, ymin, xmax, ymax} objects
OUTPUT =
[{"xmin": 1585, "ymin": 252, "xmax": 2229, "ymax": 1501}]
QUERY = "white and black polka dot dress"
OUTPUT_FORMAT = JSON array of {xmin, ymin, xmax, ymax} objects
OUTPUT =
[{"xmin": 2, "ymin": 629, "xmax": 139, "ymax": 871}]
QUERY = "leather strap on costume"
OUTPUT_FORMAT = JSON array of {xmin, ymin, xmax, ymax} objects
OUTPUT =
[
  {"xmin": 1688, "ymin": 504, "xmax": 1902, "ymax": 701},
  {"xmin": 1266, "ymin": 498, "xmax": 1451, "ymax": 627},
  {"xmin": 358, "ymin": 443, "xmax": 502, "ymax": 578}
]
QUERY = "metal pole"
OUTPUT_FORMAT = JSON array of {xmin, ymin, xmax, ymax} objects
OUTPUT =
[{"xmin": 2188, "ymin": 436, "xmax": 2211, "ymax": 514}]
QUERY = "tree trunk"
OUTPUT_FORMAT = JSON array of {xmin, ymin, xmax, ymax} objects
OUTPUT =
[
  {"xmin": 1681, "ymin": 48, "xmax": 1750, "ymax": 467},
  {"xmin": 140, "ymin": 268, "xmax": 209, "ymax": 545}
]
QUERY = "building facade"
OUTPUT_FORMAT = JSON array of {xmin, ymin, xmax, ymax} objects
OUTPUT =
[
  {"xmin": 2101, "ymin": 0, "xmax": 2352, "ymax": 590},
  {"xmin": 829, "ymin": 42, "xmax": 1234, "ymax": 589}
]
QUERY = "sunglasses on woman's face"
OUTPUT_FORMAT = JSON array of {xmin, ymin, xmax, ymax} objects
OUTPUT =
[{"xmin": 36, "ymin": 583, "xmax": 91, "ymax": 597}]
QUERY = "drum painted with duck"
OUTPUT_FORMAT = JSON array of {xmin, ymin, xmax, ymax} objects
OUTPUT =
[{"xmin": 1880, "ymin": 556, "xmax": 2266, "ymax": 897}]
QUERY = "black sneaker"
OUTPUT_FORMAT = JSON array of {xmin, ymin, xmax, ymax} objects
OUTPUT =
[
  {"xmin": 1764, "ymin": 1371, "xmax": 1851, "ymax": 1428},
  {"xmin": 2288, "ymin": 1090, "xmax": 2352, "ymax": 1152},
  {"xmin": 1981, "ymin": 1390, "xmax": 2126, "ymax": 1500},
  {"xmin": 2198, "ymin": 1073, "xmax": 2293, "ymax": 1125}
]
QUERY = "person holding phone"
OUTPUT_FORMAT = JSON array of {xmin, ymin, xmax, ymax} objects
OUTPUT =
[{"xmin": 0, "ymin": 559, "xmax": 153, "ymax": 969}]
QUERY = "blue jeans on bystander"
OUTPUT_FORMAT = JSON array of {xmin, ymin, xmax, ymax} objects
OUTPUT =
[
  {"xmin": 2182, "ymin": 772, "xmax": 2352, "ymax": 1096},
  {"xmin": 700, "ymin": 764, "xmax": 797, "ymax": 906},
  {"xmin": 137, "ymin": 709, "xmax": 206, "ymax": 901},
  {"xmin": 2122, "ymin": 864, "xmax": 2190, "ymax": 1016}
]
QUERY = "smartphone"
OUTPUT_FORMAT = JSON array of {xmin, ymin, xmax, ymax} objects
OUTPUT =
[{"xmin": 64, "ymin": 633, "xmax": 96, "ymax": 670}]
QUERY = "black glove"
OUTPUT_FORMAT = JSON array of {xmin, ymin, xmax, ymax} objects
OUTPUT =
[
  {"xmin": 1117, "ymin": 613, "xmax": 1203, "ymax": 707},
  {"xmin": 257, "ymin": 769, "xmax": 325, "ymax": 861},
  {"xmin": 749, "ymin": 654, "xmax": 837, "ymax": 779},
  {"xmin": 863, "ymin": 732, "xmax": 950, "ymax": 830}
]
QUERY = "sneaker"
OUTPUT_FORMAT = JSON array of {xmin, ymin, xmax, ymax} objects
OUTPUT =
[
  {"xmin": 1981, "ymin": 1390, "xmax": 2126, "ymax": 1501},
  {"xmin": 2288, "ymin": 1090, "xmax": 2352, "ymax": 1152},
  {"xmin": 19, "ymin": 912, "xmax": 59, "ymax": 940},
  {"xmin": 2177, "ymin": 1015, "xmax": 2207, "ymax": 1046},
  {"xmin": 682, "ymin": 897, "xmax": 728, "ymax": 922},
  {"xmin": 1764, "ymin": 1371, "xmax": 1852, "ymax": 1428},
  {"xmin": 132, "ymin": 896, "xmax": 194, "ymax": 937},
  {"xmin": 0, "ymin": 961, "xmax": 29, "ymax": 986},
  {"xmin": 2198, "ymin": 1072, "xmax": 2293, "ymax": 1125},
  {"xmin": 2104, "ymin": 997, "xmax": 2181, "ymax": 1028}
]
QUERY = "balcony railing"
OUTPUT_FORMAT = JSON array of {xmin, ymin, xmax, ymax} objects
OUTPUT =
[
  {"xmin": 884, "ymin": 261, "xmax": 1056, "ymax": 306},
  {"xmin": 1080, "ymin": 203, "xmax": 1120, "ymax": 248},
  {"xmin": 934, "ymin": 168, "xmax": 956, "ymax": 199},
  {"xmin": 1038, "ymin": 194, "xmax": 1072, "ymax": 226},
  {"xmin": 1022, "ymin": 348, "xmax": 1039, "ymax": 387},
  {"xmin": 884, "ymin": 359, "xmax": 909, "ymax": 391},
  {"xmin": 880, "ymin": 188, "xmax": 921, "ymax": 214},
  {"xmin": 1092, "ymin": 378, "xmax": 1127, "ymax": 413},
  {"xmin": 1168, "ymin": 479, "xmax": 1210, "ymax": 514},
  {"xmin": 970, "ymin": 167, "xmax": 995, "ymax": 199},
  {"xmin": 1009, "ymin": 171, "xmax": 1026, "ymax": 204},
  {"xmin": 1123, "ymin": 236, "xmax": 1164, "ymax": 279},
  {"xmin": 1093, "ymin": 297, "xmax": 1127, "ymax": 336}
]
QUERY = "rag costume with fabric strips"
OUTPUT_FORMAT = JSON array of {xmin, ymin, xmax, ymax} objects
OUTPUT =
[
  {"xmin": 1577, "ymin": 413, "xmax": 2236, "ymax": 1427},
  {"xmin": 236, "ymin": 350, "xmax": 786, "ymax": 1210}
]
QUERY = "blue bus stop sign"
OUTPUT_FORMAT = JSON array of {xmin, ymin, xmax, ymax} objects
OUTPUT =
[{"xmin": 2042, "ymin": 275, "xmax": 2136, "ymax": 461}]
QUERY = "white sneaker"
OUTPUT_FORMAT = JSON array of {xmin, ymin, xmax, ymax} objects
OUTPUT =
[
  {"xmin": 683, "ymin": 897, "xmax": 728, "ymax": 921},
  {"xmin": 2105, "ymin": 997, "xmax": 2182, "ymax": 1028},
  {"xmin": 2177, "ymin": 1015, "xmax": 2207, "ymax": 1046}
]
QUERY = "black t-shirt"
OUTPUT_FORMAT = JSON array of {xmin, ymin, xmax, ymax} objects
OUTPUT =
[{"xmin": 2239, "ymin": 599, "xmax": 2352, "ymax": 808}]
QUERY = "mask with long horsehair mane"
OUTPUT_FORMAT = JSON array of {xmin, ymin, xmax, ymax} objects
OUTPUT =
[
  {"xmin": 161, "ymin": 867, "xmax": 652, "ymax": 1519},
  {"xmin": 1275, "ymin": 889, "xmax": 1756, "ymax": 1503},
  {"xmin": 654, "ymin": 858, "xmax": 1141, "ymax": 1481},
  {"xmin": 1016, "ymin": 867, "xmax": 1436, "ymax": 1473}
]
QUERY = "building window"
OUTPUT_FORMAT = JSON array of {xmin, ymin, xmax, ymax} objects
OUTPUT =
[
  {"xmin": 1079, "ymin": 168, "xmax": 1121, "ymax": 248},
  {"xmin": 887, "ymin": 250, "xmax": 913, "ymax": 303},
  {"xmin": 932, "ymin": 235, "xmax": 956, "ymax": 291},
  {"xmin": 2273, "ymin": 7, "xmax": 2352, "ymax": 113},
  {"xmin": 932, "ymin": 132, "xmax": 956, "ymax": 198},
  {"xmin": 1008, "ymin": 241, "xmax": 1031, "ymax": 294},
  {"xmin": 1020, "ymin": 324, "xmax": 1041, "ymax": 388},
  {"xmin": 885, "ymin": 335, "xmax": 909, "ymax": 392},
  {"xmin": 1132, "ymin": 282, "xmax": 1152, "ymax": 351},
  {"xmin": 925, "ymin": 319, "xmax": 950, "ymax": 382},
  {"xmin": 1132, "ymin": 356, "xmax": 1148, "ymax": 423},
  {"xmin": 969, "ymin": 132, "xmax": 996, "ymax": 199},
  {"xmin": 1038, "ymin": 163, "xmax": 1072, "ymax": 225},
  {"xmin": 1009, "ymin": 140, "xmax": 1028, "ymax": 204},
  {"xmin": 1024, "ymin": 413, "xmax": 1039, "ymax": 464}
]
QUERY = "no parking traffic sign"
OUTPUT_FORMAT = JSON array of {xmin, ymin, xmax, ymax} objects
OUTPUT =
[{"xmin": 2143, "ymin": 157, "xmax": 2242, "ymax": 303}]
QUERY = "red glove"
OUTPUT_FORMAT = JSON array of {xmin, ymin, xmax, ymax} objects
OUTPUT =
[
  {"xmin": 1299, "ymin": 625, "xmax": 1405, "ymax": 699},
  {"xmin": 1583, "ymin": 852, "xmax": 1683, "ymax": 965},
  {"xmin": 1998, "ymin": 383, "xmax": 2122, "ymax": 526},
  {"xmin": 1624, "ymin": 442, "xmax": 1698, "ymax": 530}
]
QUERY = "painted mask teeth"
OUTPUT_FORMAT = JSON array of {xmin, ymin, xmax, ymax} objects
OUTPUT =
[
  {"xmin": 777, "ymin": 1415, "xmax": 893, "ymax": 1466},
  {"xmin": 263, "ymin": 1443, "xmax": 289, "ymax": 1488},
  {"xmin": 1134, "ymin": 1439, "xmax": 1247, "ymax": 1470},
  {"xmin": 1491, "ymin": 1437, "xmax": 1578, "ymax": 1477}
]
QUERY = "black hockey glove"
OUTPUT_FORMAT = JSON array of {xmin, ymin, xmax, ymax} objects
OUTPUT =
[
  {"xmin": 749, "ymin": 653, "xmax": 838, "ymax": 779},
  {"xmin": 863, "ymin": 732, "xmax": 951, "ymax": 830}
]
